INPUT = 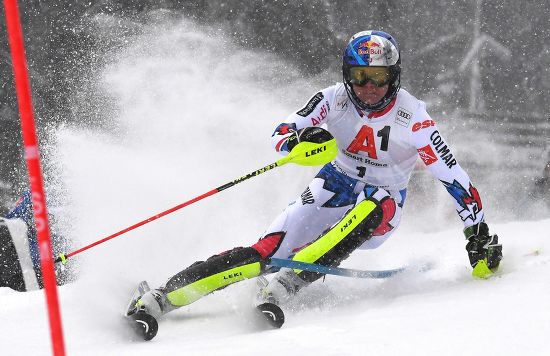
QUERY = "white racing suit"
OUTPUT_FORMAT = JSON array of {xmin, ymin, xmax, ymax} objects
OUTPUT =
[{"xmin": 267, "ymin": 83, "xmax": 483, "ymax": 258}]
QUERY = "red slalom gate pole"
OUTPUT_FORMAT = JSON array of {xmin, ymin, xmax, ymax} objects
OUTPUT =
[{"xmin": 3, "ymin": 1, "xmax": 66, "ymax": 355}]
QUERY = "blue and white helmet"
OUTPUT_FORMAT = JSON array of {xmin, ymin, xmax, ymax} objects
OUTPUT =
[{"xmin": 342, "ymin": 30, "xmax": 401, "ymax": 111}]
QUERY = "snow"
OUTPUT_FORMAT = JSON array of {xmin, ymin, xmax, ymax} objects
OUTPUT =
[
  {"xmin": 3, "ymin": 220, "xmax": 550, "ymax": 355},
  {"xmin": 2, "ymin": 17, "xmax": 549, "ymax": 355}
]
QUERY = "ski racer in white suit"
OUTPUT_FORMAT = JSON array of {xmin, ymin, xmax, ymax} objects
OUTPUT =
[{"xmin": 130, "ymin": 31, "xmax": 502, "ymax": 323}]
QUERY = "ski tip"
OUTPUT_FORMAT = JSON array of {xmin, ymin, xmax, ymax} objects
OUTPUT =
[
  {"xmin": 256, "ymin": 302, "xmax": 285, "ymax": 329},
  {"xmin": 128, "ymin": 311, "xmax": 158, "ymax": 341}
]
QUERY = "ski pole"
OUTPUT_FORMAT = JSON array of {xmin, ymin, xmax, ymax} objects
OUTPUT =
[
  {"xmin": 269, "ymin": 258, "xmax": 406, "ymax": 279},
  {"xmin": 55, "ymin": 138, "xmax": 338, "ymax": 264}
]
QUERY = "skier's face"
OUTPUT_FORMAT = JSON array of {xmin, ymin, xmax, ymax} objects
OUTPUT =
[{"xmin": 352, "ymin": 82, "xmax": 389, "ymax": 105}]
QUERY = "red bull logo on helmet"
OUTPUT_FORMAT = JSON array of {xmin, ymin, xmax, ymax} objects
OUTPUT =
[{"xmin": 357, "ymin": 40, "xmax": 382, "ymax": 56}]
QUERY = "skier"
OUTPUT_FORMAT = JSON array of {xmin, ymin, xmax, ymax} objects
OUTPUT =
[
  {"xmin": 128, "ymin": 30, "xmax": 502, "ymax": 331},
  {"xmin": 0, "ymin": 191, "xmax": 42, "ymax": 291},
  {"xmin": 0, "ymin": 190, "xmax": 69, "ymax": 291}
]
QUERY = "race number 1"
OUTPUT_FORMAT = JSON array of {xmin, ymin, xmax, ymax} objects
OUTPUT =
[
  {"xmin": 348, "ymin": 125, "xmax": 390, "ymax": 178},
  {"xmin": 347, "ymin": 125, "xmax": 391, "ymax": 158}
]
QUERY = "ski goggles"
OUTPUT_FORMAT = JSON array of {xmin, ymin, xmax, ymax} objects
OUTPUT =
[{"xmin": 348, "ymin": 66, "xmax": 391, "ymax": 87}]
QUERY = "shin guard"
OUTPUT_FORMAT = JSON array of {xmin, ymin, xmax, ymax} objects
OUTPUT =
[
  {"xmin": 291, "ymin": 198, "xmax": 383, "ymax": 284},
  {"xmin": 163, "ymin": 247, "xmax": 266, "ymax": 307}
]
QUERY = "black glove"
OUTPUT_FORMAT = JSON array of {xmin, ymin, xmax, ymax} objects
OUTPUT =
[
  {"xmin": 285, "ymin": 127, "xmax": 334, "ymax": 152},
  {"xmin": 464, "ymin": 222, "xmax": 502, "ymax": 277}
]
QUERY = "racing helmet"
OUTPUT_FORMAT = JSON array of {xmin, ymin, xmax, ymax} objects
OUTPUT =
[{"xmin": 342, "ymin": 30, "xmax": 401, "ymax": 112}]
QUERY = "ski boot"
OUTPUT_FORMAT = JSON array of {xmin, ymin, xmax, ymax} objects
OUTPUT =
[{"xmin": 257, "ymin": 268, "xmax": 309, "ymax": 305}]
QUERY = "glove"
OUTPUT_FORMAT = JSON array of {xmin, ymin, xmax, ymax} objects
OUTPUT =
[
  {"xmin": 464, "ymin": 222, "xmax": 502, "ymax": 279},
  {"xmin": 284, "ymin": 127, "xmax": 334, "ymax": 153}
]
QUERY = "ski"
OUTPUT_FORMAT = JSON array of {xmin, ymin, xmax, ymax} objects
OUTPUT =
[
  {"xmin": 127, "ymin": 311, "xmax": 158, "ymax": 341},
  {"xmin": 256, "ymin": 302, "xmax": 285, "ymax": 329},
  {"xmin": 125, "ymin": 281, "xmax": 159, "ymax": 341},
  {"xmin": 268, "ymin": 257, "xmax": 427, "ymax": 279}
]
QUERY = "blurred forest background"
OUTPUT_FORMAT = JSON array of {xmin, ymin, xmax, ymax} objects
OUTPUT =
[{"xmin": 0, "ymin": 0, "xmax": 549, "ymax": 214}]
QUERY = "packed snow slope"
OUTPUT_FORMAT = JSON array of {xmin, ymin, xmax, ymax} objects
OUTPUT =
[
  {"xmin": 2, "ymin": 220, "xmax": 550, "ymax": 355},
  {"xmin": 2, "ymin": 16, "xmax": 549, "ymax": 355}
]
